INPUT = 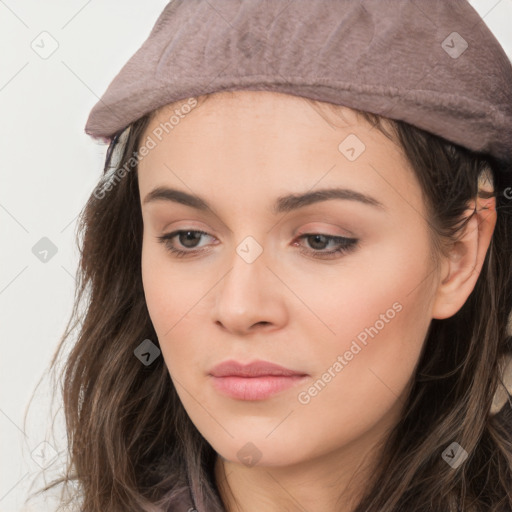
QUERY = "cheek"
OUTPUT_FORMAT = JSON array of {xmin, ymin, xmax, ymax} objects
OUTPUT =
[
  {"xmin": 141, "ymin": 235, "xmax": 201, "ymax": 325},
  {"xmin": 283, "ymin": 229, "xmax": 433, "ymax": 357},
  {"xmin": 141, "ymin": 240, "xmax": 215, "ymax": 374},
  {"xmin": 297, "ymin": 236, "xmax": 434, "ymax": 428},
  {"xmin": 141, "ymin": 242, "xmax": 170, "ymax": 329}
]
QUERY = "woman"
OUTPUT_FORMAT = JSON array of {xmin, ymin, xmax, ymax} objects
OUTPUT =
[{"xmin": 28, "ymin": 1, "xmax": 512, "ymax": 510}]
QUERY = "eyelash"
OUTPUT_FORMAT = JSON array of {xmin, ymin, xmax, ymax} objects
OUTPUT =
[{"xmin": 156, "ymin": 230, "xmax": 358, "ymax": 259}]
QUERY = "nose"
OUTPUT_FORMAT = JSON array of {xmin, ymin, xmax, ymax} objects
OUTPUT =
[{"xmin": 212, "ymin": 244, "xmax": 288, "ymax": 336}]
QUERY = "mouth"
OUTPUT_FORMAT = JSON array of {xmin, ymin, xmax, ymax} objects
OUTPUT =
[{"xmin": 208, "ymin": 359, "xmax": 309, "ymax": 400}]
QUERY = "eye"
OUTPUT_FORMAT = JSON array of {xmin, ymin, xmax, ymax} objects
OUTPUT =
[
  {"xmin": 293, "ymin": 233, "xmax": 358, "ymax": 259},
  {"xmin": 157, "ymin": 229, "xmax": 215, "ymax": 258},
  {"xmin": 156, "ymin": 230, "xmax": 358, "ymax": 259}
]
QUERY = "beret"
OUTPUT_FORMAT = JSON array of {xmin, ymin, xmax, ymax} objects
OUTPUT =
[{"xmin": 85, "ymin": 0, "xmax": 512, "ymax": 166}]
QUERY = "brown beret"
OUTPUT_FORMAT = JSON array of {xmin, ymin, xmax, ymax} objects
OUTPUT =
[{"xmin": 85, "ymin": 0, "xmax": 512, "ymax": 165}]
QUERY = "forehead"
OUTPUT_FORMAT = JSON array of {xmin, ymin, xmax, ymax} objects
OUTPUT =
[
  {"xmin": 140, "ymin": 90, "xmax": 401, "ymax": 167},
  {"xmin": 149, "ymin": 90, "xmax": 377, "ymax": 134}
]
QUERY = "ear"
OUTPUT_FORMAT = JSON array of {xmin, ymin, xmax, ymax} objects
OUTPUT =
[{"xmin": 432, "ymin": 195, "xmax": 497, "ymax": 320}]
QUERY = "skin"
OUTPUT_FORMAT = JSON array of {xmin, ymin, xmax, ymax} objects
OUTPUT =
[{"xmin": 137, "ymin": 90, "xmax": 496, "ymax": 512}]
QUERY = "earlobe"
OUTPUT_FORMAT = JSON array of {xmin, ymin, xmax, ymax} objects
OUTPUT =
[{"xmin": 432, "ymin": 196, "xmax": 497, "ymax": 320}]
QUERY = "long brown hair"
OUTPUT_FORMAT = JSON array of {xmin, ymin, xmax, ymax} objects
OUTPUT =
[{"xmin": 25, "ymin": 95, "xmax": 512, "ymax": 511}]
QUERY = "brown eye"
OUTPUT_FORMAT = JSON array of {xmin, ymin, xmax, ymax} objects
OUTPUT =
[
  {"xmin": 157, "ymin": 230, "xmax": 214, "ymax": 257},
  {"xmin": 294, "ymin": 233, "xmax": 358, "ymax": 259},
  {"xmin": 177, "ymin": 230, "xmax": 203, "ymax": 248}
]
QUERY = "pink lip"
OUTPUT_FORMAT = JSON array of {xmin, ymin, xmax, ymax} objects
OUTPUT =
[{"xmin": 208, "ymin": 359, "xmax": 309, "ymax": 401}]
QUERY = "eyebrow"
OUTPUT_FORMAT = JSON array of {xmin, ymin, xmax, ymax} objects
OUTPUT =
[{"xmin": 142, "ymin": 186, "xmax": 386, "ymax": 214}]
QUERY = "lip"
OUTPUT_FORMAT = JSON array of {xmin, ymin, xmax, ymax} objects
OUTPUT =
[
  {"xmin": 208, "ymin": 359, "xmax": 309, "ymax": 401},
  {"xmin": 209, "ymin": 359, "xmax": 307, "ymax": 378}
]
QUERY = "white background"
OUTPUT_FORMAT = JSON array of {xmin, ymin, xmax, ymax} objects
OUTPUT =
[{"xmin": 1, "ymin": 1, "xmax": 511, "ymax": 510}]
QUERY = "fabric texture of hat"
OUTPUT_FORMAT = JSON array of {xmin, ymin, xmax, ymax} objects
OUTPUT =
[{"xmin": 85, "ymin": 0, "xmax": 512, "ymax": 166}]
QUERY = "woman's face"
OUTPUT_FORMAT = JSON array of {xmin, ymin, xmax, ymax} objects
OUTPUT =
[{"xmin": 138, "ymin": 91, "xmax": 441, "ymax": 470}]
